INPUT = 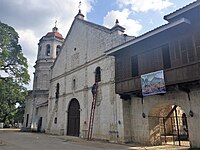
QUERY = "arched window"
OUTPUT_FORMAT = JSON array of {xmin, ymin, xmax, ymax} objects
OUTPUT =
[
  {"xmin": 56, "ymin": 45, "xmax": 61, "ymax": 57},
  {"xmin": 54, "ymin": 117, "xmax": 57, "ymax": 124},
  {"xmin": 95, "ymin": 67, "xmax": 101, "ymax": 82},
  {"xmin": 55, "ymin": 83, "xmax": 60, "ymax": 99},
  {"xmin": 72, "ymin": 78, "xmax": 76, "ymax": 90},
  {"xmin": 46, "ymin": 44, "xmax": 50, "ymax": 56}
]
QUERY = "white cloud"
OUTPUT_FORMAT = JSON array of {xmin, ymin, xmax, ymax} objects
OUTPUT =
[
  {"xmin": 103, "ymin": 9, "xmax": 142, "ymax": 36},
  {"xmin": 117, "ymin": 0, "xmax": 173, "ymax": 12},
  {"xmin": 0, "ymin": 0, "xmax": 95, "ymax": 89},
  {"xmin": 18, "ymin": 30, "xmax": 38, "ymax": 59},
  {"xmin": 18, "ymin": 29, "xmax": 39, "ymax": 89}
]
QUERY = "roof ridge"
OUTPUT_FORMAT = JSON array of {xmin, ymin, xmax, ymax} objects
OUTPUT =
[{"xmin": 76, "ymin": 18, "xmax": 114, "ymax": 33}]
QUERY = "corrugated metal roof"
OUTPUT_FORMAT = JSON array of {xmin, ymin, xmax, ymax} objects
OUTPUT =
[
  {"xmin": 105, "ymin": 18, "xmax": 190, "ymax": 55},
  {"xmin": 164, "ymin": 0, "xmax": 199, "ymax": 21}
]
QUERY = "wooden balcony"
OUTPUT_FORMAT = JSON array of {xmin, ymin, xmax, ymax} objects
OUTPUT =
[{"xmin": 115, "ymin": 62, "xmax": 200, "ymax": 94}]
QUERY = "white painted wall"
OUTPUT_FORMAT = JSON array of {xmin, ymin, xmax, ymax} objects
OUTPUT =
[{"xmin": 47, "ymin": 17, "xmax": 131, "ymax": 142}]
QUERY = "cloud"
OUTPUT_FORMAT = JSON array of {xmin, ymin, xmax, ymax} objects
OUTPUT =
[
  {"xmin": 117, "ymin": 0, "xmax": 173, "ymax": 12},
  {"xmin": 18, "ymin": 29, "xmax": 38, "ymax": 89},
  {"xmin": 18, "ymin": 30, "xmax": 38, "ymax": 60},
  {"xmin": 103, "ymin": 9, "xmax": 142, "ymax": 36},
  {"xmin": 0, "ymin": 0, "xmax": 95, "ymax": 36},
  {"xmin": 0, "ymin": 0, "xmax": 95, "ymax": 40},
  {"xmin": 0, "ymin": 0, "xmax": 95, "ymax": 89}
]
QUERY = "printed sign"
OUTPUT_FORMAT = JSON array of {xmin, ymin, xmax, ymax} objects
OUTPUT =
[{"xmin": 141, "ymin": 70, "xmax": 166, "ymax": 96}]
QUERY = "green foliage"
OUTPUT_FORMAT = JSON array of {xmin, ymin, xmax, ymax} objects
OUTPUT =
[
  {"xmin": 0, "ymin": 21, "xmax": 30, "ymax": 124},
  {"xmin": 0, "ymin": 78, "xmax": 26, "ymax": 124},
  {"xmin": 0, "ymin": 21, "xmax": 29, "ymax": 85}
]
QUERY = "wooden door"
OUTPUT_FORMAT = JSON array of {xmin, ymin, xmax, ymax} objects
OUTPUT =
[
  {"xmin": 37, "ymin": 117, "xmax": 42, "ymax": 132},
  {"xmin": 67, "ymin": 99, "xmax": 80, "ymax": 136},
  {"xmin": 26, "ymin": 114, "xmax": 29, "ymax": 127}
]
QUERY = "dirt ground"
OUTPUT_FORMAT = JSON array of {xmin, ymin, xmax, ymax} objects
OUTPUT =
[{"xmin": 0, "ymin": 129, "xmax": 190, "ymax": 150}]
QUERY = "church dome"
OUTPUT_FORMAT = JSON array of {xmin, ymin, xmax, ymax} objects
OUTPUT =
[
  {"xmin": 45, "ymin": 26, "xmax": 63, "ymax": 39},
  {"xmin": 45, "ymin": 32, "xmax": 63, "ymax": 39}
]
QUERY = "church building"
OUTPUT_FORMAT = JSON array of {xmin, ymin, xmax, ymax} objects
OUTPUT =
[{"xmin": 23, "ymin": 9, "xmax": 133, "ymax": 143}]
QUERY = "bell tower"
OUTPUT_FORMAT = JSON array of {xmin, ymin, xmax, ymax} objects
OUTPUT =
[
  {"xmin": 26, "ymin": 25, "xmax": 64, "ymax": 132},
  {"xmin": 33, "ymin": 25, "xmax": 64, "ymax": 91}
]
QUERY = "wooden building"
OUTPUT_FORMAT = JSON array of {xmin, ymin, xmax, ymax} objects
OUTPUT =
[{"xmin": 106, "ymin": 1, "xmax": 200, "ymax": 148}]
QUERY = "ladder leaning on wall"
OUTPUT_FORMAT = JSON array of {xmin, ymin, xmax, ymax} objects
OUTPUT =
[{"xmin": 87, "ymin": 82, "xmax": 98, "ymax": 140}]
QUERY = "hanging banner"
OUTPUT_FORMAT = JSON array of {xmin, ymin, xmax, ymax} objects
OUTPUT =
[{"xmin": 141, "ymin": 70, "xmax": 166, "ymax": 96}]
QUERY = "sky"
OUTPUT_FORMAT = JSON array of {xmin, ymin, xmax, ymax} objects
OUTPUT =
[{"xmin": 0, "ymin": 0, "xmax": 197, "ymax": 89}]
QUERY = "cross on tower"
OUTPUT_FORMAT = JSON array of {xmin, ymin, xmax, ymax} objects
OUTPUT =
[
  {"xmin": 78, "ymin": 1, "xmax": 81, "ymax": 10},
  {"xmin": 55, "ymin": 20, "xmax": 57, "ymax": 27}
]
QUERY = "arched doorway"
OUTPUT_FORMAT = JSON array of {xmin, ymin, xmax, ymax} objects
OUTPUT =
[
  {"xmin": 148, "ymin": 104, "xmax": 190, "ymax": 146},
  {"xmin": 67, "ymin": 98, "xmax": 80, "ymax": 136}
]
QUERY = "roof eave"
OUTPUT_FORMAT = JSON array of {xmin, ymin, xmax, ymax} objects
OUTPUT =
[
  {"xmin": 164, "ymin": 1, "xmax": 200, "ymax": 21},
  {"xmin": 105, "ymin": 18, "xmax": 191, "ymax": 55}
]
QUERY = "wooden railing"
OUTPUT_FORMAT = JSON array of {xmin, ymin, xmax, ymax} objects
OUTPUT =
[{"xmin": 116, "ymin": 62, "xmax": 200, "ymax": 94}]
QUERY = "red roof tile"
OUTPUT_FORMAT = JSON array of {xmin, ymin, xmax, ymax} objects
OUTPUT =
[{"xmin": 45, "ymin": 32, "xmax": 63, "ymax": 39}]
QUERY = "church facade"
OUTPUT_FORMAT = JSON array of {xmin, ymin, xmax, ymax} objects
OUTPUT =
[{"xmin": 46, "ymin": 11, "xmax": 134, "ymax": 142}]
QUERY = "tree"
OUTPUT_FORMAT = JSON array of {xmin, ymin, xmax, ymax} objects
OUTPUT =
[{"xmin": 0, "ymin": 21, "xmax": 30, "ymax": 125}]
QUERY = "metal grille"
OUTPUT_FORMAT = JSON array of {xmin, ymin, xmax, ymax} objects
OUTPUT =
[{"xmin": 149, "ymin": 116, "xmax": 189, "ymax": 146}]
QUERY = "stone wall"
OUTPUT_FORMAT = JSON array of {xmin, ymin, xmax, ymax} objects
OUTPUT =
[
  {"xmin": 124, "ymin": 88, "xmax": 200, "ymax": 147},
  {"xmin": 36, "ymin": 105, "xmax": 47, "ymax": 132},
  {"xmin": 23, "ymin": 93, "xmax": 33, "ymax": 128}
]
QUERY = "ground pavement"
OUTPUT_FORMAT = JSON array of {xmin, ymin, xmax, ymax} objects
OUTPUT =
[{"xmin": 0, "ymin": 129, "xmax": 189, "ymax": 150}]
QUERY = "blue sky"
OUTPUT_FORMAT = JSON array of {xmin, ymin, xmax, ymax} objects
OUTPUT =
[
  {"xmin": 0, "ymin": 0, "xmax": 197, "ymax": 89},
  {"xmin": 88, "ymin": 0, "xmax": 196, "ymax": 35}
]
